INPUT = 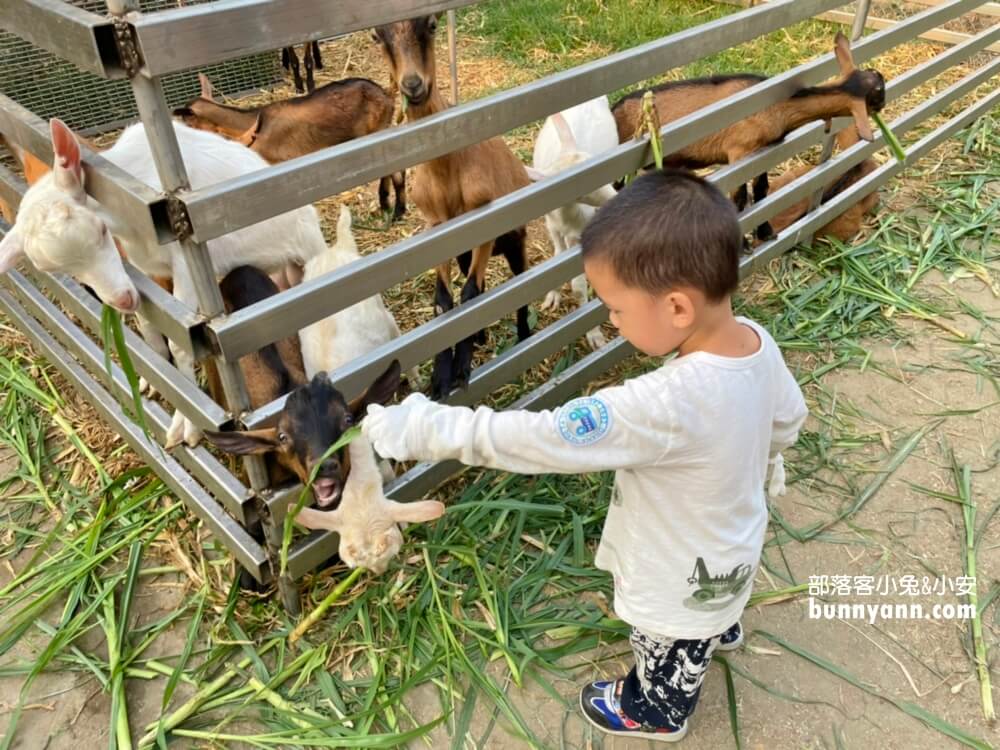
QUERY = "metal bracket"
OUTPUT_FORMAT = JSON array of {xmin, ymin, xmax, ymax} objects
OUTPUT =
[
  {"xmin": 166, "ymin": 196, "xmax": 193, "ymax": 242},
  {"xmin": 111, "ymin": 16, "xmax": 143, "ymax": 78}
]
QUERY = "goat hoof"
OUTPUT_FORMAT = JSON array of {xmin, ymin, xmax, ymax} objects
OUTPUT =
[
  {"xmin": 586, "ymin": 328, "xmax": 608, "ymax": 351},
  {"xmin": 540, "ymin": 290, "xmax": 561, "ymax": 312},
  {"xmin": 183, "ymin": 421, "xmax": 203, "ymax": 448},
  {"xmin": 139, "ymin": 376, "xmax": 158, "ymax": 398}
]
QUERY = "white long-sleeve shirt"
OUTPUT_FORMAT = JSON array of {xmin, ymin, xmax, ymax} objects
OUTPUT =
[{"xmin": 376, "ymin": 318, "xmax": 807, "ymax": 638}]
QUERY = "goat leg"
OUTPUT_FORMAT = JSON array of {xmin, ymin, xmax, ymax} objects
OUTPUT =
[
  {"xmin": 311, "ymin": 40, "xmax": 323, "ymax": 70},
  {"xmin": 304, "ymin": 45, "xmax": 315, "ymax": 93},
  {"xmin": 431, "ymin": 265, "xmax": 455, "ymax": 400},
  {"xmin": 378, "ymin": 176, "xmax": 392, "ymax": 216},
  {"xmin": 752, "ymin": 172, "xmax": 775, "ymax": 242},
  {"xmin": 452, "ymin": 273, "xmax": 483, "ymax": 391},
  {"xmin": 391, "ymin": 171, "xmax": 406, "ymax": 221},
  {"xmin": 496, "ymin": 229, "xmax": 531, "ymax": 342},
  {"xmin": 287, "ymin": 47, "xmax": 304, "ymax": 93}
]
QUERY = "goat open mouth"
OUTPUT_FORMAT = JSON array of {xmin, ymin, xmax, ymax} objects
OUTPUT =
[{"xmin": 312, "ymin": 478, "xmax": 341, "ymax": 508}]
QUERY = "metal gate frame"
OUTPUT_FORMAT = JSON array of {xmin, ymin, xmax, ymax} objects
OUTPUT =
[{"xmin": 1, "ymin": 0, "xmax": 997, "ymax": 612}]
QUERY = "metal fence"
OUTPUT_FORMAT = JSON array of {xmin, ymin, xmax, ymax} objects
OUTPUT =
[
  {"xmin": 0, "ymin": 0, "xmax": 997, "ymax": 612},
  {"xmin": 0, "ymin": 0, "xmax": 281, "ymax": 133}
]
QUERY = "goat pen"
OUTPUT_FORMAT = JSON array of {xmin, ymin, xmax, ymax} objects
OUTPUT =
[{"xmin": 0, "ymin": 0, "xmax": 997, "ymax": 614}]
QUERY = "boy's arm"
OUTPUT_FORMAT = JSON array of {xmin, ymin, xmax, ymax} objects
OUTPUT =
[
  {"xmin": 770, "ymin": 363, "xmax": 808, "ymax": 457},
  {"xmin": 364, "ymin": 383, "xmax": 671, "ymax": 475}
]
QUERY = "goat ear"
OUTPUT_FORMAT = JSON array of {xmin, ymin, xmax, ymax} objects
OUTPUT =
[
  {"xmin": 50, "ymin": 119, "xmax": 84, "ymax": 200},
  {"xmin": 198, "ymin": 73, "xmax": 216, "ymax": 100},
  {"xmin": 336, "ymin": 205, "xmax": 353, "ymax": 241},
  {"xmin": 833, "ymin": 31, "xmax": 856, "ymax": 77},
  {"xmin": 551, "ymin": 112, "xmax": 577, "ymax": 151},
  {"xmin": 350, "ymin": 360, "xmax": 402, "ymax": 420},
  {"xmin": 386, "ymin": 499, "xmax": 445, "ymax": 524},
  {"xmin": 524, "ymin": 166, "xmax": 547, "ymax": 182},
  {"xmin": 236, "ymin": 114, "xmax": 263, "ymax": 148},
  {"xmin": 203, "ymin": 428, "xmax": 280, "ymax": 455},
  {"xmin": 850, "ymin": 100, "xmax": 875, "ymax": 142},
  {"xmin": 294, "ymin": 506, "xmax": 345, "ymax": 532},
  {"xmin": 0, "ymin": 229, "xmax": 25, "ymax": 274}
]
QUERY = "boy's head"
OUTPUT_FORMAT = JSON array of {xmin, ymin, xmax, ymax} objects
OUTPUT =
[{"xmin": 581, "ymin": 169, "xmax": 742, "ymax": 356}]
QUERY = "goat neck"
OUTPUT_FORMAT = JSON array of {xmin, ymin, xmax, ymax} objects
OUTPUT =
[{"xmin": 774, "ymin": 86, "xmax": 859, "ymax": 135}]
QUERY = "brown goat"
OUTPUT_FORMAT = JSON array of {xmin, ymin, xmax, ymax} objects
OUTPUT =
[
  {"xmin": 763, "ymin": 127, "xmax": 879, "ymax": 244},
  {"xmin": 612, "ymin": 33, "xmax": 886, "ymax": 241},
  {"xmin": 282, "ymin": 41, "xmax": 323, "ymax": 94},
  {"xmin": 174, "ymin": 74, "xmax": 406, "ymax": 220},
  {"xmin": 373, "ymin": 14, "xmax": 532, "ymax": 400},
  {"xmin": 206, "ymin": 359, "xmax": 403, "ymax": 509}
]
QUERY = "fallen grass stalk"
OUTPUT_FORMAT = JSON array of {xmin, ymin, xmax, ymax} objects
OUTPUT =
[
  {"xmin": 290, "ymin": 567, "xmax": 365, "ymax": 645},
  {"xmin": 952, "ymin": 457, "xmax": 996, "ymax": 723}
]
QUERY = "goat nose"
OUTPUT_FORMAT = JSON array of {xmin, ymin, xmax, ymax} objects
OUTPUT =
[
  {"xmin": 112, "ymin": 289, "xmax": 139, "ymax": 313},
  {"xmin": 401, "ymin": 75, "xmax": 423, "ymax": 94}
]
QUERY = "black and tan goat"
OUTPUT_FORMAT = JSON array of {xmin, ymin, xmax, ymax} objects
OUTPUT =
[
  {"xmin": 174, "ymin": 74, "xmax": 406, "ymax": 220},
  {"xmin": 282, "ymin": 41, "xmax": 323, "ymax": 94},
  {"xmin": 373, "ymin": 14, "xmax": 532, "ymax": 399},
  {"xmin": 206, "ymin": 356, "xmax": 403, "ymax": 510},
  {"xmin": 612, "ymin": 33, "xmax": 886, "ymax": 241}
]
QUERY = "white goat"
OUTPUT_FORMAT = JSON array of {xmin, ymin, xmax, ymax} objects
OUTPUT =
[
  {"xmin": 0, "ymin": 119, "xmax": 327, "ymax": 448},
  {"xmin": 294, "ymin": 433, "xmax": 444, "ymax": 574},
  {"xmin": 300, "ymin": 205, "xmax": 421, "ymax": 387},
  {"xmin": 526, "ymin": 97, "xmax": 619, "ymax": 350}
]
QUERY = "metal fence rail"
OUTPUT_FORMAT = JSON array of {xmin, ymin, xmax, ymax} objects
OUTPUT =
[{"xmin": 1, "ymin": 0, "xmax": 996, "ymax": 612}]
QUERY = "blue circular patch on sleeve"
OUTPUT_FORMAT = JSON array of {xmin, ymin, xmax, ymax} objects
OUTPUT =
[{"xmin": 556, "ymin": 397, "xmax": 612, "ymax": 446}]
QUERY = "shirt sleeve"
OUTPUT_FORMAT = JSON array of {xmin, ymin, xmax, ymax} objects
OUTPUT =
[
  {"xmin": 413, "ymin": 377, "xmax": 674, "ymax": 474},
  {"xmin": 770, "ymin": 357, "xmax": 808, "ymax": 457}
]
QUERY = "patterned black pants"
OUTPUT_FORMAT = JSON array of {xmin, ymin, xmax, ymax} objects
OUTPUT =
[{"xmin": 619, "ymin": 622, "xmax": 737, "ymax": 730}]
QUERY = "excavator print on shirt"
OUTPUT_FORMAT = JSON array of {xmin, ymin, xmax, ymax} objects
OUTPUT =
[{"xmin": 682, "ymin": 557, "xmax": 754, "ymax": 612}]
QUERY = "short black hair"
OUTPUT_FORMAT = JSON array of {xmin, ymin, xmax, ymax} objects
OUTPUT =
[{"xmin": 580, "ymin": 169, "xmax": 742, "ymax": 301}]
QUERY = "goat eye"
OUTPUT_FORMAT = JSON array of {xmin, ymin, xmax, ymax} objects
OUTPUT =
[{"xmin": 278, "ymin": 432, "xmax": 289, "ymax": 444}]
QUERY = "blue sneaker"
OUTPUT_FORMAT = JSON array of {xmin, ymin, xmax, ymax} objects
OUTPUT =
[
  {"xmin": 717, "ymin": 621, "xmax": 744, "ymax": 651},
  {"xmin": 579, "ymin": 679, "xmax": 688, "ymax": 742}
]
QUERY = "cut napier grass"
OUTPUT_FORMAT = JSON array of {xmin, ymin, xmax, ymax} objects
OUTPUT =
[{"xmin": 951, "ymin": 454, "xmax": 996, "ymax": 724}]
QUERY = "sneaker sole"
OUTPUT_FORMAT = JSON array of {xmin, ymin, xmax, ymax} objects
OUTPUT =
[
  {"xmin": 579, "ymin": 692, "xmax": 688, "ymax": 743},
  {"xmin": 716, "ymin": 631, "xmax": 744, "ymax": 652}
]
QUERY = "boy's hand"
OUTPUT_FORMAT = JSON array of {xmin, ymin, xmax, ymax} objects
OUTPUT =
[{"xmin": 363, "ymin": 392, "xmax": 436, "ymax": 461}]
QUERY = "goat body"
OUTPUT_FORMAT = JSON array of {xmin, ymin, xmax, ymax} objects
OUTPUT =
[
  {"xmin": 611, "ymin": 33, "xmax": 886, "ymax": 240},
  {"xmin": 295, "ymin": 433, "xmax": 444, "ymax": 574},
  {"xmin": 208, "ymin": 265, "xmax": 308, "ymax": 485},
  {"xmin": 374, "ymin": 15, "xmax": 532, "ymax": 399},
  {"xmin": 527, "ymin": 98, "xmax": 618, "ymax": 350},
  {"xmin": 300, "ymin": 205, "xmax": 418, "ymax": 386},
  {"xmin": 175, "ymin": 75, "xmax": 405, "ymax": 219}
]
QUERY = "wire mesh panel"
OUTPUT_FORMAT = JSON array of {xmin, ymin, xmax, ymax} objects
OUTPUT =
[{"xmin": 0, "ymin": 0, "xmax": 282, "ymax": 134}]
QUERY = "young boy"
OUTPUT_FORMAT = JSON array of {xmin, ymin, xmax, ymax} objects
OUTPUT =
[{"xmin": 363, "ymin": 169, "xmax": 807, "ymax": 742}]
